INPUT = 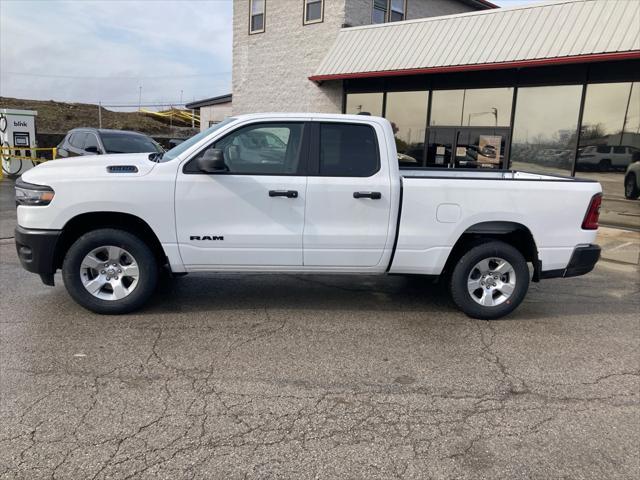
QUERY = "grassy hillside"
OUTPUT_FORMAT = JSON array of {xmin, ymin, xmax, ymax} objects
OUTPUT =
[{"xmin": 0, "ymin": 97, "xmax": 195, "ymax": 135}]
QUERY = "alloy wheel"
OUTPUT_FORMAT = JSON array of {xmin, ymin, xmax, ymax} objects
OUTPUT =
[
  {"xmin": 467, "ymin": 257, "xmax": 516, "ymax": 307},
  {"xmin": 79, "ymin": 245, "xmax": 140, "ymax": 300}
]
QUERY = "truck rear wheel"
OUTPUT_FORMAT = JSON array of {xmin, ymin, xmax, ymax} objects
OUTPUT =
[
  {"xmin": 62, "ymin": 228, "xmax": 158, "ymax": 314},
  {"xmin": 449, "ymin": 241, "xmax": 529, "ymax": 320}
]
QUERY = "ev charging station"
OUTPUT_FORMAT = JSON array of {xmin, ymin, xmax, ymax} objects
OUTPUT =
[{"xmin": 0, "ymin": 108, "xmax": 38, "ymax": 177}]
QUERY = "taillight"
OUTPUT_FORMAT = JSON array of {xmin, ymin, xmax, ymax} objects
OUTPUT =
[{"xmin": 582, "ymin": 193, "xmax": 602, "ymax": 230}]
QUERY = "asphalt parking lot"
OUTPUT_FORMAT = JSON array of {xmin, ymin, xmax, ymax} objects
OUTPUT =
[{"xmin": 1, "ymin": 237, "xmax": 638, "ymax": 479}]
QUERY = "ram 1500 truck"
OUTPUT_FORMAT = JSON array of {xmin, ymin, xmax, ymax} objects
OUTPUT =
[{"xmin": 14, "ymin": 113, "xmax": 602, "ymax": 319}]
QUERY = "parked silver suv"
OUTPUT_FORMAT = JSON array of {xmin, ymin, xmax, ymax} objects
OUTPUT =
[{"xmin": 57, "ymin": 128, "xmax": 163, "ymax": 158}]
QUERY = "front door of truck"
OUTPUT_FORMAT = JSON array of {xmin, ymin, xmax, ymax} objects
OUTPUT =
[
  {"xmin": 303, "ymin": 121, "xmax": 392, "ymax": 267},
  {"xmin": 175, "ymin": 121, "xmax": 309, "ymax": 268}
]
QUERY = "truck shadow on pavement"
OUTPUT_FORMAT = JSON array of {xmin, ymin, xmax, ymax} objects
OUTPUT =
[{"xmin": 136, "ymin": 266, "xmax": 639, "ymax": 320}]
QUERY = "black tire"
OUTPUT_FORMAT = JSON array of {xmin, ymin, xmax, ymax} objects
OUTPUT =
[
  {"xmin": 62, "ymin": 228, "xmax": 158, "ymax": 314},
  {"xmin": 624, "ymin": 173, "xmax": 639, "ymax": 200},
  {"xmin": 449, "ymin": 241, "xmax": 529, "ymax": 320}
]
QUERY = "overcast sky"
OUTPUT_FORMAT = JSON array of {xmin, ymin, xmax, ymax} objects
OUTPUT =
[{"xmin": 0, "ymin": 0, "xmax": 538, "ymax": 108}]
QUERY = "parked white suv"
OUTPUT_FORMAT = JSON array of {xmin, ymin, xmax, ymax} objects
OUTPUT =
[
  {"xmin": 577, "ymin": 144, "xmax": 638, "ymax": 171},
  {"xmin": 15, "ymin": 113, "xmax": 602, "ymax": 319}
]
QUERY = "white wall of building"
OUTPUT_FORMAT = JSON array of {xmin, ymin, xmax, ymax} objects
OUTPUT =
[
  {"xmin": 232, "ymin": 0, "xmax": 486, "ymax": 115},
  {"xmin": 198, "ymin": 102, "xmax": 233, "ymax": 131},
  {"xmin": 232, "ymin": 0, "xmax": 346, "ymax": 115}
]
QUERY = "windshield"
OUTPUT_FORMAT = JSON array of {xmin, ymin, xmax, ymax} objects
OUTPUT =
[
  {"xmin": 160, "ymin": 117, "xmax": 237, "ymax": 162},
  {"xmin": 101, "ymin": 132, "xmax": 163, "ymax": 154}
]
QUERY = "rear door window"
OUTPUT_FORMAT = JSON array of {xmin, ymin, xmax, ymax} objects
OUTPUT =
[{"xmin": 318, "ymin": 123, "xmax": 379, "ymax": 177}]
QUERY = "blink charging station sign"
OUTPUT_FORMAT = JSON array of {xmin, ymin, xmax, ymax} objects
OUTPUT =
[{"xmin": 0, "ymin": 108, "xmax": 38, "ymax": 176}]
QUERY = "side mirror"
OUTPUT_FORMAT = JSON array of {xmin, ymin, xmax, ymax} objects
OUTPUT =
[
  {"xmin": 85, "ymin": 146, "xmax": 100, "ymax": 154},
  {"xmin": 197, "ymin": 148, "xmax": 227, "ymax": 172}
]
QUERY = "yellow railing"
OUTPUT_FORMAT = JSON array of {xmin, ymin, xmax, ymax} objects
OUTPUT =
[
  {"xmin": 0, "ymin": 147, "xmax": 57, "ymax": 179},
  {"xmin": 140, "ymin": 108, "xmax": 200, "ymax": 125}
]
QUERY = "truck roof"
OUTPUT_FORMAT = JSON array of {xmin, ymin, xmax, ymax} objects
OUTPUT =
[{"xmin": 231, "ymin": 112, "xmax": 388, "ymax": 124}]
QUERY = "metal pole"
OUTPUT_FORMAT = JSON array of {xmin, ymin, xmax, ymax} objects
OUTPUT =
[
  {"xmin": 138, "ymin": 85, "xmax": 142, "ymax": 111},
  {"xmin": 191, "ymin": 109, "xmax": 195, "ymax": 128},
  {"xmin": 98, "ymin": 101, "xmax": 102, "ymax": 128}
]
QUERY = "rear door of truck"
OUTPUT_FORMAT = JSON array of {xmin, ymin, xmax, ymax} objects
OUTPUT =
[{"xmin": 303, "ymin": 119, "xmax": 394, "ymax": 267}]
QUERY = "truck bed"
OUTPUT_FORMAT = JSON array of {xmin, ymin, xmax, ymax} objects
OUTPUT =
[{"xmin": 390, "ymin": 168, "xmax": 601, "ymax": 275}]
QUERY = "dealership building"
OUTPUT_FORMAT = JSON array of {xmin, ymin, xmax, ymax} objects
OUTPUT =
[{"xmin": 231, "ymin": 0, "xmax": 640, "ymax": 176}]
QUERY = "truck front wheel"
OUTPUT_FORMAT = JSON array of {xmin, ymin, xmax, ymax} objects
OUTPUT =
[
  {"xmin": 450, "ymin": 241, "xmax": 529, "ymax": 320},
  {"xmin": 62, "ymin": 228, "xmax": 159, "ymax": 314}
]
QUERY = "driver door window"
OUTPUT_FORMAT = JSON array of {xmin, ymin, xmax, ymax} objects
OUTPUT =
[{"xmin": 187, "ymin": 123, "xmax": 305, "ymax": 175}]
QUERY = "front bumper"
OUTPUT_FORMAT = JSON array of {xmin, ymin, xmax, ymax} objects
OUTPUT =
[
  {"xmin": 540, "ymin": 244, "xmax": 601, "ymax": 279},
  {"xmin": 15, "ymin": 226, "xmax": 62, "ymax": 286}
]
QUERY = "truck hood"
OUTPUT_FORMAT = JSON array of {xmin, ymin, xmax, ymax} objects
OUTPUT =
[{"xmin": 21, "ymin": 153, "xmax": 157, "ymax": 186}]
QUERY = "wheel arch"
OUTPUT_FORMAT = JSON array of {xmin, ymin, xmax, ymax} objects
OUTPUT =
[
  {"xmin": 443, "ymin": 221, "xmax": 541, "ymax": 281},
  {"xmin": 54, "ymin": 211, "xmax": 167, "ymax": 270}
]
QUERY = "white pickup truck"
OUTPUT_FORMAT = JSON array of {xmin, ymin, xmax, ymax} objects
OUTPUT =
[{"xmin": 15, "ymin": 113, "xmax": 602, "ymax": 319}]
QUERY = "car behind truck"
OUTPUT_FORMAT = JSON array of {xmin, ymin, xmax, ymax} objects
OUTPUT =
[{"xmin": 15, "ymin": 113, "xmax": 602, "ymax": 319}]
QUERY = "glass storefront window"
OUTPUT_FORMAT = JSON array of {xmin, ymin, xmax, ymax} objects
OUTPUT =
[
  {"xmin": 384, "ymin": 91, "xmax": 429, "ymax": 166},
  {"xmin": 430, "ymin": 90, "xmax": 464, "ymax": 126},
  {"xmin": 624, "ymin": 83, "xmax": 640, "ymax": 137},
  {"xmin": 427, "ymin": 88, "xmax": 513, "ymax": 169},
  {"xmin": 462, "ymin": 88, "xmax": 513, "ymax": 127},
  {"xmin": 430, "ymin": 88, "xmax": 513, "ymax": 127},
  {"xmin": 576, "ymin": 82, "xmax": 639, "ymax": 174},
  {"xmin": 345, "ymin": 93, "xmax": 383, "ymax": 116},
  {"xmin": 511, "ymin": 84, "xmax": 582, "ymax": 175}
]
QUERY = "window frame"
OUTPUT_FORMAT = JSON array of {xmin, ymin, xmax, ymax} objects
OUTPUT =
[
  {"xmin": 249, "ymin": 0, "xmax": 266, "ymax": 35},
  {"xmin": 303, "ymin": 0, "xmax": 324, "ymax": 25},
  {"xmin": 307, "ymin": 121, "xmax": 381, "ymax": 178},
  {"xmin": 183, "ymin": 121, "xmax": 310, "ymax": 176},
  {"xmin": 372, "ymin": 0, "xmax": 407, "ymax": 24},
  {"xmin": 389, "ymin": 0, "xmax": 407, "ymax": 22}
]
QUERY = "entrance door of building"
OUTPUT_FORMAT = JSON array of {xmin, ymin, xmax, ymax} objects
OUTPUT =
[{"xmin": 425, "ymin": 127, "xmax": 511, "ymax": 169}]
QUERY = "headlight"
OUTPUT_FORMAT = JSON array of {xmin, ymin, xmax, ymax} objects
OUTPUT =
[{"xmin": 15, "ymin": 178, "xmax": 55, "ymax": 206}]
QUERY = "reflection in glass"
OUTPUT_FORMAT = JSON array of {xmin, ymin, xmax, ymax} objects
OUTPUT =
[
  {"xmin": 462, "ymin": 88, "xmax": 513, "ymax": 127},
  {"xmin": 430, "ymin": 90, "xmax": 464, "ymax": 126},
  {"xmin": 425, "ymin": 127, "xmax": 509, "ymax": 169},
  {"xmin": 430, "ymin": 88, "xmax": 513, "ymax": 127},
  {"xmin": 345, "ymin": 93, "xmax": 383, "ymax": 116},
  {"xmin": 624, "ymin": 83, "xmax": 640, "ymax": 137},
  {"xmin": 577, "ymin": 82, "xmax": 638, "ymax": 173},
  {"xmin": 385, "ymin": 91, "xmax": 428, "ymax": 166},
  {"xmin": 511, "ymin": 85, "xmax": 582, "ymax": 174}
]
